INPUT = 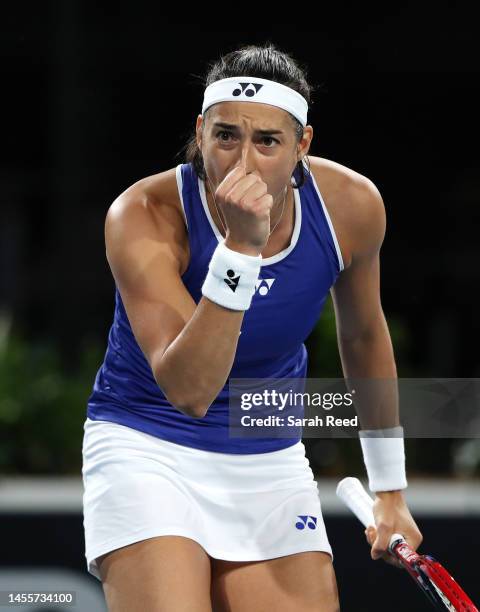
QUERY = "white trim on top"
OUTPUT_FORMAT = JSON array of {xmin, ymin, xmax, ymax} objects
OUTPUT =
[
  {"xmin": 175, "ymin": 164, "xmax": 188, "ymax": 230},
  {"xmin": 197, "ymin": 176, "xmax": 302, "ymax": 267},
  {"xmin": 308, "ymin": 169, "xmax": 345, "ymax": 272}
]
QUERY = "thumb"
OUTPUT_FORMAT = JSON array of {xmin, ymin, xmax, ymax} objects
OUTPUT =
[
  {"xmin": 240, "ymin": 148, "xmax": 248, "ymax": 170},
  {"xmin": 365, "ymin": 526, "xmax": 376, "ymax": 546},
  {"xmin": 223, "ymin": 164, "xmax": 246, "ymax": 184}
]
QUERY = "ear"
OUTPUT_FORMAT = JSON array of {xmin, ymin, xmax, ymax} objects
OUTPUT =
[
  {"xmin": 297, "ymin": 125, "xmax": 313, "ymax": 161},
  {"xmin": 196, "ymin": 114, "xmax": 204, "ymax": 149}
]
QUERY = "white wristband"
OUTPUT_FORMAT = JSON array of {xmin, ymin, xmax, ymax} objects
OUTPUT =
[
  {"xmin": 359, "ymin": 426, "xmax": 407, "ymax": 493},
  {"xmin": 202, "ymin": 241, "xmax": 262, "ymax": 311}
]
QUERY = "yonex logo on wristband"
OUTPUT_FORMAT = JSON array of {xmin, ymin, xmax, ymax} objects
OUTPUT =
[
  {"xmin": 295, "ymin": 515, "xmax": 317, "ymax": 530},
  {"xmin": 202, "ymin": 241, "xmax": 261, "ymax": 310},
  {"xmin": 232, "ymin": 82, "xmax": 264, "ymax": 98},
  {"xmin": 224, "ymin": 269, "xmax": 240, "ymax": 292}
]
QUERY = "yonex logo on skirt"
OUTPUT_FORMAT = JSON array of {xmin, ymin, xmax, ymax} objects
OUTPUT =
[{"xmin": 295, "ymin": 515, "xmax": 318, "ymax": 530}]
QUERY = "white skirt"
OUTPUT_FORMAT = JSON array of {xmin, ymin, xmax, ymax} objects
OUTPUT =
[{"xmin": 82, "ymin": 418, "xmax": 332, "ymax": 581}]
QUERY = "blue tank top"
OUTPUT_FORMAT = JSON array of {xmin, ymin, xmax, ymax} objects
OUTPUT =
[{"xmin": 87, "ymin": 162, "xmax": 344, "ymax": 453}]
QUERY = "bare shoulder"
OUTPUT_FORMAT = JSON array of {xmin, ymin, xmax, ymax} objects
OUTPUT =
[
  {"xmin": 308, "ymin": 156, "xmax": 386, "ymax": 266},
  {"xmin": 106, "ymin": 167, "xmax": 184, "ymax": 228},
  {"xmin": 105, "ymin": 167, "xmax": 189, "ymax": 274}
]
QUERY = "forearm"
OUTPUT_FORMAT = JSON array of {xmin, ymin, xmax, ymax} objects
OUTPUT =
[
  {"xmin": 338, "ymin": 317, "xmax": 399, "ymax": 430},
  {"xmin": 155, "ymin": 239, "xmax": 262, "ymax": 418},
  {"xmin": 338, "ymin": 319, "xmax": 408, "ymax": 492},
  {"xmin": 154, "ymin": 297, "xmax": 244, "ymax": 418}
]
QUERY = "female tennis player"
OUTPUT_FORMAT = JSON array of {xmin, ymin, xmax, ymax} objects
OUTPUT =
[{"xmin": 82, "ymin": 44, "xmax": 422, "ymax": 611}]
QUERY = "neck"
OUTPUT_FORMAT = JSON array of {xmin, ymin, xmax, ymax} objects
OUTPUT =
[{"xmin": 270, "ymin": 185, "xmax": 289, "ymax": 230}]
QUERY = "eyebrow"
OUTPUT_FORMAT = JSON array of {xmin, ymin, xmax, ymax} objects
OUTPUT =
[{"xmin": 212, "ymin": 122, "xmax": 284, "ymax": 135}]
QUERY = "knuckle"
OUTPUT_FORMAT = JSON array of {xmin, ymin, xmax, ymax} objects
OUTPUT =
[{"xmin": 229, "ymin": 194, "xmax": 241, "ymax": 207}]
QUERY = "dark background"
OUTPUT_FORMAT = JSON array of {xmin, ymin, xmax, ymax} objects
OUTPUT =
[
  {"xmin": 2, "ymin": 4, "xmax": 479, "ymax": 611},
  {"xmin": 3, "ymin": 5, "xmax": 479, "ymax": 378}
]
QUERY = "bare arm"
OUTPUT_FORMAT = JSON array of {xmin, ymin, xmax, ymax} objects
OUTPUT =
[
  {"xmin": 331, "ymin": 176, "xmax": 422, "ymax": 560},
  {"xmin": 105, "ymin": 172, "xmax": 245, "ymax": 418},
  {"xmin": 330, "ymin": 177, "xmax": 399, "ymax": 430}
]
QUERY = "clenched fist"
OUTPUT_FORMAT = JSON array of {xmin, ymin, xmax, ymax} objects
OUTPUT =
[{"xmin": 212, "ymin": 164, "xmax": 275, "ymax": 256}]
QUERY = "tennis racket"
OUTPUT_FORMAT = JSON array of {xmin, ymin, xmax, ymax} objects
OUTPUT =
[{"xmin": 336, "ymin": 477, "xmax": 478, "ymax": 611}]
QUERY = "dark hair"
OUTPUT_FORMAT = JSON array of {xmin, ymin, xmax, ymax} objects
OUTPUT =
[{"xmin": 181, "ymin": 43, "xmax": 313, "ymax": 189}]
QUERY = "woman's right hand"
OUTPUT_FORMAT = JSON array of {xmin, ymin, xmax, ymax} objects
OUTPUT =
[{"xmin": 213, "ymin": 164, "xmax": 274, "ymax": 256}]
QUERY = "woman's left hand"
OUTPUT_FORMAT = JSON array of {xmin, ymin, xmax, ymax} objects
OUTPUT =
[{"xmin": 365, "ymin": 490, "xmax": 423, "ymax": 568}]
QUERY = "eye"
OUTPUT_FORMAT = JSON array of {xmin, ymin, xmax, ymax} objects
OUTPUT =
[
  {"xmin": 260, "ymin": 136, "xmax": 278, "ymax": 147},
  {"xmin": 216, "ymin": 130, "xmax": 234, "ymax": 142}
]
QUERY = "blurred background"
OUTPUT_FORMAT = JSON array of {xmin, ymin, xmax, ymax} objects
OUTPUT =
[{"xmin": 1, "ymin": 4, "xmax": 479, "ymax": 610}]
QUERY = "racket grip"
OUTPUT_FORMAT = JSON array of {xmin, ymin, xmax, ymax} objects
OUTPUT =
[
  {"xmin": 336, "ymin": 477, "xmax": 375, "ymax": 528},
  {"xmin": 389, "ymin": 533, "xmax": 406, "ymax": 554},
  {"xmin": 337, "ymin": 478, "xmax": 407, "ymax": 554}
]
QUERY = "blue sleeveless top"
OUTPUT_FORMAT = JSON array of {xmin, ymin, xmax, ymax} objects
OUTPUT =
[{"xmin": 87, "ymin": 162, "xmax": 344, "ymax": 454}]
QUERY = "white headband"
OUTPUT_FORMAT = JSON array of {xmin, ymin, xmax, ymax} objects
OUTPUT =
[{"xmin": 202, "ymin": 76, "xmax": 308, "ymax": 127}]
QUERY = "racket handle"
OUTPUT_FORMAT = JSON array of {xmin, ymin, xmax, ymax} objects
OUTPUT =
[
  {"xmin": 336, "ymin": 477, "xmax": 375, "ymax": 528},
  {"xmin": 389, "ymin": 533, "xmax": 406, "ymax": 554},
  {"xmin": 337, "ymin": 478, "xmax": 407, "ymax": 554}
]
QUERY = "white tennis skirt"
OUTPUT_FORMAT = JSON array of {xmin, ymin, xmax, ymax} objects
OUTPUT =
[{"xmin": 82, "ymin": 418, "xmax": 332, "ymax": 581}]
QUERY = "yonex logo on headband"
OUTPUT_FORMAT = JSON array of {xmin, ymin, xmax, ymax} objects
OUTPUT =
[
  {"xmin": 232, "ymin": 83, "xmax": 264, "ymax": 98},
  {"xmin": 202, "ymin": 76, "xmax": 308, "ymax": 127}
]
